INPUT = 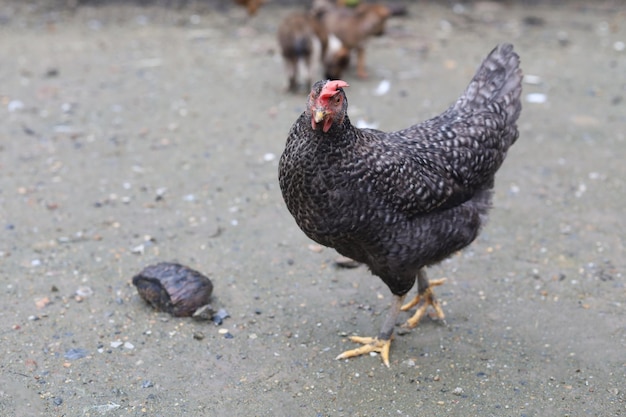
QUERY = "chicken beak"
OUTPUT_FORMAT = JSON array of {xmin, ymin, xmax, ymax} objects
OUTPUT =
[
  {"xmin": 313, "ymin": 109, "xmax": 327, "ymax": 124},
  {"xmin": 311, "ymin": 109, "xmax": 329, "ymax": 131}
]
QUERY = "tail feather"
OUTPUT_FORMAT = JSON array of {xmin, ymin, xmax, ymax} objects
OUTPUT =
[{"xmin": 456, "ymin": 43, "xmax": 522, "ymax": 124}]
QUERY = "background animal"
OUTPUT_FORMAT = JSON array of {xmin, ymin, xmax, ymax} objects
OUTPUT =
[
  {"xmin": 277, "ymin": 11, "xmax": 329, "ymax": 93},
  {"xmin": 233, "ymin": 0, "xmax": 265, "ymax": 16},
  {"xmin": 313, "ymin": 0, "xmax": 392, "ymax": 79}
]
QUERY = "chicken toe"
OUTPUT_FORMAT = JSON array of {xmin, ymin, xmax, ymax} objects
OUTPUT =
[
  {"xmin": 336, "ymin": 294, "xmax": 405, "ymax": 367},
  {"xmin": 336, "ymin": 336, "xmax": 392, "ymax": 367},
  {"xmin": 401, "ymin": 276, "xmax": 446, "ymax": 328}
]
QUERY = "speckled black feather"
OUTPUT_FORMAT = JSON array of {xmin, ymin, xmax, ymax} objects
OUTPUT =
[{"xmin": 279, "ymin": 44, "xmax": 522, "ymax": 296}]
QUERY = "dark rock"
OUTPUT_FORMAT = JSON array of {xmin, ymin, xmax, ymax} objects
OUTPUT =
[{"xmin": 132, "ymin": 262, "xmax": 213, "ymax": 317}]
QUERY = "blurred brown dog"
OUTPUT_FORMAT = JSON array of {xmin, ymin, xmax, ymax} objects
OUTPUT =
[
  {"xmin": 277, "ymin": 12, "xmax": 329, "ymax": 92},
  {"xmin": 278, "ymin": 11, "xmax": 353, "ymax": 92},
  {"xmin": 314, "ymin": 0, "xmax": 391, "ymax": 79},
  {"xmin": 324, "ymin": 33, "xmax": 351, "ymax": 80}
]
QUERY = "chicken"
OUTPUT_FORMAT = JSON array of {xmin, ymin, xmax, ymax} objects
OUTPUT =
[{"xmin": 278, "ymin": 44, "xmax": 522, "ymax": 366}]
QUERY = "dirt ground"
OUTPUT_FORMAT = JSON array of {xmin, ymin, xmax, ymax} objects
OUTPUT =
[{"xmin": 0, "ymin": 1, "xmax": 624, "ymax": 416}]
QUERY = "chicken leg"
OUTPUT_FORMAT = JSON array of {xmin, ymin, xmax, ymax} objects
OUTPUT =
[
  {"xmin": 336, "ymin": 294, "xmax": 406, "ymax": 367},
  {"xmin": 401, "ymin": 269, "xmax": 446, "ymax": 328}
]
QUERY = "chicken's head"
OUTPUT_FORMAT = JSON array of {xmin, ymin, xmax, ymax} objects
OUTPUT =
[{"xmin": 309, "ymin": 80, "xmax": 349, "ymax": 133}]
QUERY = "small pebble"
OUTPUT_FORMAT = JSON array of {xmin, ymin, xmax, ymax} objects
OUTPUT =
[
  {"xmin": 64, "ymin": 348, "xmax": 88, "ymax": 360},
  {"xmin": 522, "ymin": 16, "xmax": 545, "ymax": 26},
  {"xmin": 142, "ymin": 380, "xmax": 154, "ymax": 388},
  {"xmin": 526, "ymin": 93, "xmax": 547, "ymax": 104},
  {"xmin": 8, "ymin": 100, "xmax": 24, "ymax": 112},
  {"xmin": 212, "ymin": 308, "xmax": 230, "ymax": 325},
  {"xmin": 334, "ymin": 256, "xmax": 361, "ymax": 268},
  {"xmin": 374, "ymin": 79, "xmax": 391, "ymax": 96},
  {"xmin": 45, "ymin": 68, "xmax": 59, "ymax": 77},
  {"xmin": 355, "ymin": 119, "xmax": 379, "ymax": 129},
  {"xmin": 75, "ymin": 286, "xmax": 94, "ymax": 298},
  {"xmin": 131, "ymin": 244, "xmax": 145, "ymax": 255},
  {"xmin": 523, "ymin": 74, "xmax": 542, "ymax": 85},
  {"xmin": 308, "ymin": 244, "xmax": 323, "ymax": 253},
  {"xmin": 192, "ymin": 304, "xmax": 215, "ymax": 321}
]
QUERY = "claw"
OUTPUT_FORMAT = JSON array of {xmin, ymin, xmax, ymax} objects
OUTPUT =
[
  {"xmin": 401, "ymin": 278, "xmax": 447, "ymax": 328},
  {"xmin": 336, "ymin": 336, "xmax": 392, "ymax": 367}
]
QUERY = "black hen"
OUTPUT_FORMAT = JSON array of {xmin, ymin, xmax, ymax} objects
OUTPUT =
[{"xmin": 278, "ymin": 44, "xmax": 522, "ymax": 366}]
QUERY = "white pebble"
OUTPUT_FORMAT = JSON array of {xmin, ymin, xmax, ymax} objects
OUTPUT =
[
  {"xmin": 526, "ymin": 93, "xmax": 547, "ymax": 104},
  {"xmin": 76, "ymin": 286, "xmax": 94, "ymax": 298},
  {"xmin": 613, "ymin": 41, "xmax": 625, "ymax": 52},
  {"xmin": 355, "ymin": 119, "xmax": 379, "ymax": 129},
  {"xmin": 131, "ymin": 244, "xmax": 145, "ymax": 255},
  {"xmin": 523, "ymin": 74, "xmax": 542, "ymax": 85},
  {"xmin": 8, "ymin": 100, "xmax": 24, "ymax": 112},
  {"xmin": 374, "ymin": 79, "xmax": 391, "ymax": 96},
  {"xmin": 588, "ymin": 172, "xmax": 603, "ymax": 180},
  {"xmin": 263, "ymin": 153, "xmax": 276, "ymax": 162}
]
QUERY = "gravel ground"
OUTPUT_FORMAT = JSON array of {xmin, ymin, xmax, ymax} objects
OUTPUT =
[{"xmin": 0, "ymin": 1, "xmax": 624, "ymax": 416}]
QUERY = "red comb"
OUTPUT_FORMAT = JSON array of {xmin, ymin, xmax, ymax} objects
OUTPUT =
[{"xmin": 319, "ymin": 80, "xmax": 349, "ymax": 101}]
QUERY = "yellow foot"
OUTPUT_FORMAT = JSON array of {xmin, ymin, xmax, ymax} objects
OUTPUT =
[
  {"xmin": 400, "ymin": 278, "xmax": 447, "ymax": 328},
  {"xmin": 335, "ymin": 336, "xmax": 392, "ymax": 367}
]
